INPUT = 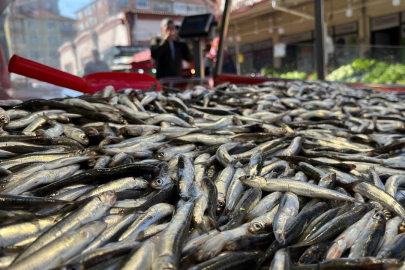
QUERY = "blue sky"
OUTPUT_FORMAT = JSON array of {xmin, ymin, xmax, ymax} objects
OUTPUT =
[{"xmin": 59, "ymin": 0, "xmax": 95, "ymax": 19}]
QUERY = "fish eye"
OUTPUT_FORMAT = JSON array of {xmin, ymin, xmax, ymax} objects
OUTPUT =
[
  {"xmin": 217, "ymin": 201, "xmax": 225, "ymax": 207},
  {"xmin": 253, "ymin": 223, "xmax": 262, "ymax": 230},
  {"xmin": 156, "ymin": 179, "xmax": 163, "ymax": 185},
  {"xmin": 374, "ymin": 212, "xmax": 385, "ymax": 220}
]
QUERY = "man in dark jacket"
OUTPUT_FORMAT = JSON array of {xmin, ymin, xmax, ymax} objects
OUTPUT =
[{"xmin": 151, "ymin": 18, "xmax": 192, "ymax": 80}]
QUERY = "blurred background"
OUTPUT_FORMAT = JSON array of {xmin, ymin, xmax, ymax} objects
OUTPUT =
[{"xmin": 2, "ymin": 0, "xmax": 405, "ymax": 95}]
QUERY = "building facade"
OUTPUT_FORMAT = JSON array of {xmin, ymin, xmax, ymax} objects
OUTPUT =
[
  {"xmin": 59, "ymin": 0, "xmax": 211, "ymax": 76},
  {"xmin": 223, "ymin": 0, "xmax": 405, "ymax": 75},
  {"xmin": 10, "ymin": 0, "xmax": 60, "ymax": 15},
  {"xmin": 58, "ymin": 11, "xmax": 184, "ymax": 76},
  {"xmin": 4, "ymin": 9, "xmax": 76, "ymax": 69},
  {"xmin": 75, "ymin": 0, "xmax": 210, "ymax": 33}
]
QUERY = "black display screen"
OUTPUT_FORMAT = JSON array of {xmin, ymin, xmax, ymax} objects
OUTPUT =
[{"xmin": 179, "ymin": 14, "xmax": 214, "ymax": 38}]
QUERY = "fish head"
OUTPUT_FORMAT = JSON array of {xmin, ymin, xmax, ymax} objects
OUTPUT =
[
  {"xmin": 298, "ymin": 247, "xmax": 318, "ymax": 265},
  {"xmin": 78, "ymin": 134, "xmax": 89, "ymax": 145},
  {"xmin": 0, "ymin": 114, "xmax": 10, "ymax": 124},
  {"xmin": 373, "ymin": 211, "xmax": 386, "ymax": 222},
  {"xmin": 248, "ymin": 221, "xmax": 264, "ymax": 234},
  {"xmin": 207, "ymin": 167, "xmax": 217, "ymax": 179},
  {"xmin": 76, "ymin": 149, "xmax": 96, "ymax": 157},
  {"xmin": 99, "ymin": 190, "xmax": 117, "ymax": 206},
  {"xmin": 157, "ymin": 151, "xmax": 170, "ymax": 161},
  {"xmin": 239, "ymin": 175, "xmax": 266, "ymax": 188},
  {"xmin": 382, "ymin": 210, "xmax": 392, "ymax": 220},
  {"xmin": 216, "ymin": 198, "xmax": 225, "ymax": 213},
  {"xmin": 151, "ymin": 175, "xmax": 169, "ymax": 189}
]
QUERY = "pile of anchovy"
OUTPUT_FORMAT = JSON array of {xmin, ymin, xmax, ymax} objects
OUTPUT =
[{"xmin": 2, "ymin": 81, "xmax": 405, "ymax": 270}]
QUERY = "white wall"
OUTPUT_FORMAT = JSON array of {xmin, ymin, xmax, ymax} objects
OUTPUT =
[
  {"xmin": 134, "ymin": 19, "xmax": 183, "ymax": 42},
  {"xmin": 98, "ymin": 23, "xmax": 130, "ymax": 52},
  {"xmin": 75, "ymin": 37, "xmax": 97, "ymax": 74},
  {"xmin": 59, "ymin": 46, "xmax": 78, "ymax": 75}
]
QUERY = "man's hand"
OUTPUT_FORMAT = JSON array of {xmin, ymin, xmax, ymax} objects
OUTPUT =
[{"xmin": 163, "ymin": 27, "xmax": 171, "ymax": 41}]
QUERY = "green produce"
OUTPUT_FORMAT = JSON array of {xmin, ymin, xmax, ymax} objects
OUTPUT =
[{"xmin": 262, "ymin": 58, "xmax": 405, "ymax": 85}]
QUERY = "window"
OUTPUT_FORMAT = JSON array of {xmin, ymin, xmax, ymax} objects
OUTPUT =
[
  {"xmin": 174, "ymin": 2, "xmax": 187, "ymax": 14},
  {"xmin": 49, "ymin": 51, "xmax": 58, "ymax": 58},
  {"xmin": 77, "ymin": 12, "xmax": 82, "ymax": 19},
  {"xmin": 61, "ymin": 23, "xmax": 73, "ymax": 31},
  {"xmin": 153, "ymin": 2, "xmax": 171, "ymax": 11},
  {"xmin": 46, "ymin": 2, "xmax": 52, "ymax": 11},
  {"xmin": 47, "ymin": 21, "xmax": 56, "ymax": 29},
  {"xmin": 30, "ymin": 36, "xmax": 39, "ymax": 45},
  {"xmin": 197, "ymin": 5, "xmax": 205, "ymax": 12},
  {"xmin": 12, "ymin": 20, "xmax": 23, "ymax": 30},
  {"xmin": 187, "ymin": 5, "xmax": 195, "ymax": 12},
  {"xmin": 78, "ymin": 23, "xmax": 84, "ymax": 31},
  {"xmin": 98, "ymin": 1, "xmax": 103, "ymax": 8},
  {"xmin": 30, "ymin": 2, "xmax": 35, "ymax": 10},
  {"xmin": 14, "ymin": 35, "xmax": 25, "ymax": 44},
  {"xmin": 118, "ymin": 0, "xmax": 129, "ymax": 6},
  {"xmin": 136, "ymin": 0, "xmax": 149, "ymax": 9},
  {"xmin": 28, "ymin": 20, "xmax": 37, "ymax": 29},
  {"xmin": 30, "ymin": 51, "xmax": 40, "ymax": 60},
  {"xmin": 48, "ymin": 36, "xmax": 57, "ymax": 46}
]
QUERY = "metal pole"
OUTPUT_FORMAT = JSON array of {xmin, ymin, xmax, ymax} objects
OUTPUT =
[
  {"xmin": 235, "ymin": 41, "xmax": 240, "ymax": 75},
  {"xmin": 314, "ymin": 0, "xmax": 325, "ymax": 80},
  {"xmin": 215, "ymin": 0, "xmax": 232, "ymax": 75},
  {"xmin": 193, "ymin": 39, "xmax": 204, "ymax": 78}
]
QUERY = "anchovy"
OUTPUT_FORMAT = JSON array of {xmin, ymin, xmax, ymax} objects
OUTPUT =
[
  {"xmin": 325, "ymin": 210, "xmax": 375, "ymax": 259},
  {"xmin": 377, "ymin": 232, "xmax": 405, "ymax": 259},
  {"xmin": 349, "ymin": 211, "xmax": 386, "ymax": 257},
  {"xmin": 240, "ymin": 176, "xmax": 355, "ymax": 202},
  {"xmin": 121, "ymin": 235, "xmax": 158, "ymax": 270},
  {"xmin": 273, "ymin": 192, "xmax": 299, "ymax": 244},
  {"xmin": 13, "ymin": 191, "xmax": 116, "ymax": 262},
  {"xmin": 270, "ymin": 248, "xmax": 292, "ymax": 270},
  {"xmin": 249, "ymin": 204, "xmax": 279, "ymax": 234},
  {"xmin": 176, "ymin": 154, "xmax": 194, "ymax": 200},
  {"xmin": 379, "ymin": 216, "xmax": 402, "ymax": 250},
  {"xmin": 224, "ymin": 168, "xmax": 247, "ymax": 216},
  {"xmin": 215, "ymin": 165, "xmax": 235, "ymax": 211},
  {"xmin": 352, "ymin": 181, "xmax": 405, "ymax": 218},
  {"xmin": 152, "ymin": 200, "xmax": 194, "ymax": 270},
  {"xmin": 8, "ymin": 221, "xmax": 107, "ymax": 270},
  {"xmin": 247, "ymin": 192, "xmax": 282, "ymax": 222},
  {"xmin": 119, "ymin": 203, "xmax": 174, "ymax": 241},
  {"xmin": 293, "ymin": 204, "xmax": 370, "ymax": 247}
]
